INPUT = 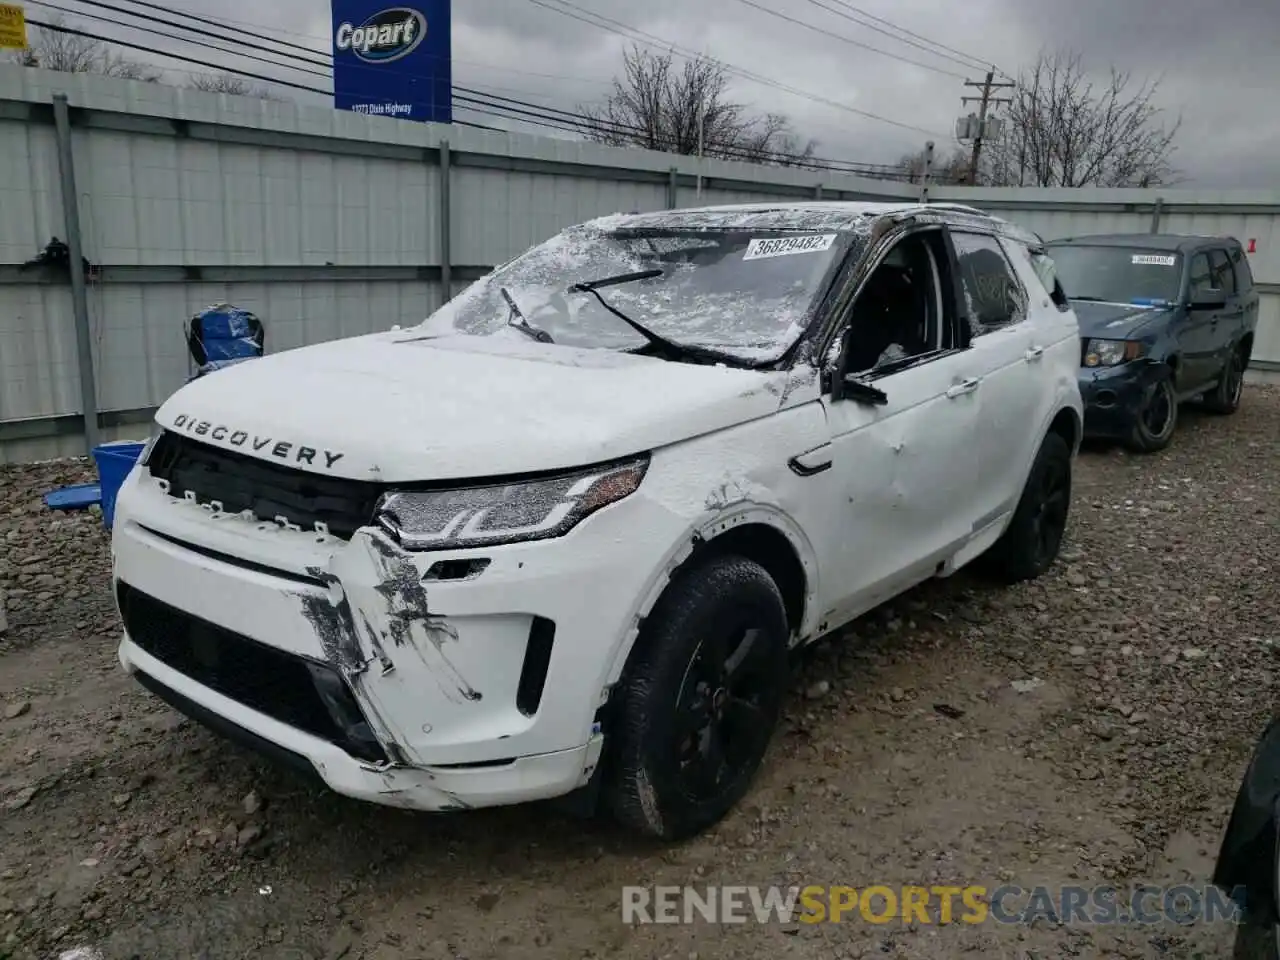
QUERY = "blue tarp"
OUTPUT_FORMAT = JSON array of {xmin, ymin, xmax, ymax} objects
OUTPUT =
[{"xmin": 190, "ymin": 303, "xmax": 263, "ymax": 376}]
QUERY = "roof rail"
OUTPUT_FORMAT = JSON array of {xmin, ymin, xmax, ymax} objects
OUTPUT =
[{"xmin": 920, "ymin": 202, "xmax": 997, "ymax": 219}]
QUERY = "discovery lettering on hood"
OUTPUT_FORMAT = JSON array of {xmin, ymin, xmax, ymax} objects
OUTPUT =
[{"xmin": 170, "ymin": 414, "xmax": 345, "ymax": 469}]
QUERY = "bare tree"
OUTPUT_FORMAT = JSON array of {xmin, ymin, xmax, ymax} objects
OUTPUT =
[
  {"xmin": 187, "ymin": 72, "xmax": 282, "ymax": 100},
  {"xmin": 982, "ymin": 50, "xmax": 1180, "ymax": 188},
  {"xmin": 896, "ymin": 145, "xmax": 973, "ymax": 185},
  {"xmin": 580, "ymin": 45, "xmax": 817, "ymax": 166},
  {"xmin": 8, "ymin": 16, "xmax": 161, "ymax": 81}
]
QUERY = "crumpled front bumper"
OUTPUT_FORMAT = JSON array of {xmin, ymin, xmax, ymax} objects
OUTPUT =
[
  {"xmin": 117, "ymin": 637, "xmax": 601, "ymax": 810},
  {"xmin": 109, "ymin": 463, "xmax": 686, "ymax": 812},
  {"xmin": 1077, "ymin": 361, "xmax": 1160, "ymax": 439}
]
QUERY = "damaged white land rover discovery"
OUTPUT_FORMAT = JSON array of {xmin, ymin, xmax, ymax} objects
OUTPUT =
[{"xmin": 112, "ymin": 201, "xmax": 1083, "ymax": 839}]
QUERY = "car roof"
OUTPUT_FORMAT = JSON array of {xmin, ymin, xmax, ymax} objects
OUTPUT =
[
  {"xmin": 1046, "ymin": 233, "xmax": 1241, "ymax": 254},
  {"xmin": 582, "ymin": 201, "xmax": 1042, "ymax": 246}
]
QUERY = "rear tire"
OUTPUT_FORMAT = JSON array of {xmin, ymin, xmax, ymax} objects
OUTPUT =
[
  {"xmin": 1126, "ymin": 374, "xmax": 1178, "ymax": 453},
  {"xmin": 606, "ymin": 555, "xmax": 790, "ymax": 841},
  {"xmin": 982, "ymin": 432, "xmax": 1072, "ymax": 584},
  {"xmin": 1204, "ymin": 347, "xmax": 1246, "ymax": 415}
]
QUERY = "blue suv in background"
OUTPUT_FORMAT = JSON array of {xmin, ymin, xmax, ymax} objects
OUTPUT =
[{"xmin": 1044, "ymin": 234, "xmax": 1259, "ymax": 452}]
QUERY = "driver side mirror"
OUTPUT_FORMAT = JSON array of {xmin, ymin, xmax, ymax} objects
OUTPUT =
[
  {"xmin": 1190, "ymin": 287, "xmax": 1226, "ymax": 311},
  {"xmin": 829, "ymin": 327, "xmax": 889, "ymax": 406}
]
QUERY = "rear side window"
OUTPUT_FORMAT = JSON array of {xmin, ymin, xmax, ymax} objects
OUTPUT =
[
  {"xmin": 952, "ymin": 232, "xmax": 1029, "ymax": 336},
  {"xmin": 1209, "ymin": 249, "xmax": 1237, "ymax": 296},
  {"xmin": 1007, "ymin": 239, "xmax": 1070, "ymax": 311},
  {"xmin": 1188, "ymin": 253, "xmax": 1214, "ymax": 298},
  {"xmin": 1230, "ymin": 246, "xmax": 1254, "ymax": 292}
]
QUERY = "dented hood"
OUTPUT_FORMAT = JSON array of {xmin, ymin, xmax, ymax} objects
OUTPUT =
[
  {"xmin": 155, "ymin": 330, "xmax": 789, "ymax": 482},
  {"xmin": 1072, "ymin": 300, "xmax": 1176, "ymax": 340}
]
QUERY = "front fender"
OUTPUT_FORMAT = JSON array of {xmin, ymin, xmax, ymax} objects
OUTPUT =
[
  {"xmin": 1214, "ymin": 717, "xmax": 1280, "ymax": 919},
  {"xmin": 598, "ymin": 501, "xmax": 820, "ymax": 692}
]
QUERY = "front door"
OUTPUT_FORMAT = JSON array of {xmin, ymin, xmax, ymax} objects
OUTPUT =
[{"xmin": 820, "ymin": 227, "xmax": 985, "ymax": 622}]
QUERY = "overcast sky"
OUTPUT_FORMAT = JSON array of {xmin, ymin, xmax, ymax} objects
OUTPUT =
[{"xmin": 20, "ymin": 0, "xmax": 1278, "ymax": 186}]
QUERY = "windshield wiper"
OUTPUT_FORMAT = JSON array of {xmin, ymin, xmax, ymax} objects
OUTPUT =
[
  {"xmin": 1068, "ymin": 295, "xmax": 1108, "ymax": 303},
  {"xmin": 500, "ymin": 286, "xmax": 554, "ymax": 343},
  {"xmin": 567, "ymin": 269, "xmax": 745, "ymax": 365}
]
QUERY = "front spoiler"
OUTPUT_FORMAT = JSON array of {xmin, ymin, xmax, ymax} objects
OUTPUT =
[{"xmin": 120, "ymin": 635, "xmax": 605, "ymax": 812}]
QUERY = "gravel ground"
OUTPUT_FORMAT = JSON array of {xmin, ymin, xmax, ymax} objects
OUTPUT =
[{"xmin": 1, "ymin": 387, "xmax": 1277, "ymax": 960}]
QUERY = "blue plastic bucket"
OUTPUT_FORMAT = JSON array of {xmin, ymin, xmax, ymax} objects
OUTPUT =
[{"xmin": 91, "ymin": 440, "xmax": 147, "ymax": 530}]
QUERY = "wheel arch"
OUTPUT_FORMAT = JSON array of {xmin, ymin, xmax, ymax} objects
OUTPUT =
[
  {"xmin": 1047, "ymin": 404, "xmax": 1082, "ymax": 456},
  {"xmin": 1213, "ymin": 718, "xmax": 1280, "ymax": 923},
  {"xmin": 600, "ymin": 506, "xmax": 819, "ymax": 694}
]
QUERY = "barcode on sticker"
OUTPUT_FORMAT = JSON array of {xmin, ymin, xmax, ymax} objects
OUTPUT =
[
  {"xmin": 743, "ymin": 234, "xmax": 837, "ymax": 260},
  {"xmin": 1132, "ymin": 254, "xmax": 1177, "ymax": 266}
]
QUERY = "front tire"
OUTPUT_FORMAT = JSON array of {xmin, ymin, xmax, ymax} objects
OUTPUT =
[
  {"xmin": 1126, "ymin": 374, "xmax": 1178, "ymax": 452},
  {"xmin": 982, "ymin": 431, "xmax": 1072, "ymax": 583},
  {"xmin": 1232, "ymin": 905, "xmax": 1279, "ymax": 960},
  {"xmin": 606, "ymin": 555, "xmax": 790, "ymax": 841}
]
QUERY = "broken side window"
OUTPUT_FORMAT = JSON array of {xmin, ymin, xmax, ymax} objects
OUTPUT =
[{"xmin": 952, "ymin": 232, "xmax": 1029, "ymax": 337}]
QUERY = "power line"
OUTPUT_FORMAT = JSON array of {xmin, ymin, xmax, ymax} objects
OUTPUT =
[
  {"xmin": 48, "ymin": 0, "xmax": 332, "ymax": 68},
  {"xmin": 805, "ymin": 0, "xmax": 1007, "ymax": 78},
  {"xmin": 25, "ymin": 0, "xmax": 330, "ymax": 78},
  {"xmin": 16, "ymin": 16, "xmax": 893, "ymax": 175},
  {"xmin": 726, "ymin": 0, "xmax": 966, "ymax": 80},
  {"xmin": 25, "ymin": 7, "xmax": 912, "ymax": 175},
  {"xmin": 525, "ymin": 0, "xmax": 947, "ymax": 138},
  {"xmin": 55, "ymin": 0, "xmax": 615, "ymax": 87},
  {"xmin": 21, "ymin": 12, "xmax": 915, "ymax": 179}
]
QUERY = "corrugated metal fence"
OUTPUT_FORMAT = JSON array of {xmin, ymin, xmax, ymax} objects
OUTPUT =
[{"xmin": 2, "ymin": 64, "xmax": 1278, "ymax": 462}]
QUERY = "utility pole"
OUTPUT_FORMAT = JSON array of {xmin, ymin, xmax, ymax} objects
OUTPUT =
[
  {"xmin": 696, "ymin": 97, "xmax": 705, "ymax": 200},
  {"xmin": 960, "ymin": 70, "xmax": 1014, "ymax": 185}
]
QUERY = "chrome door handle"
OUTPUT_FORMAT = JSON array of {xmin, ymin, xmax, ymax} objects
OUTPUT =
[
  {"xmin": 945, "ymin": 377, "xmax": 981, "ymax": 399},
  {"xmin": 1024, "ymin": 346, "xmax": 1045, "ymax": 362}
]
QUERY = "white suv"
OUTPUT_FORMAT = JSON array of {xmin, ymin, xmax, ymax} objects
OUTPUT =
[{"xmin": 111, "ymin": 202, "xmax": 1082, "ymax": 839}]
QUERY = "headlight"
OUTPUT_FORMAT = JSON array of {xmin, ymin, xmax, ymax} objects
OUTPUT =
[
  {"xmin": 375, "ymin": 456, "xmax": 649, "ymax": 551},
  {"xmin": 138, "ymin": 428, "xmax": 163, "ymax": 466},
  {"xmin": 1083, "ymin": 339, "xmax": 1144, "ymax": 368}
]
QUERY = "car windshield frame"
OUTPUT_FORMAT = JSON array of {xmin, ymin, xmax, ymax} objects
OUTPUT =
[
  {"xmin": 417, "ymin": 222, "xmax": 860, "ymax": 366},
  {"xmin": 1044, "ymin": 242, "xmax": 1185, "ymax": 306}
]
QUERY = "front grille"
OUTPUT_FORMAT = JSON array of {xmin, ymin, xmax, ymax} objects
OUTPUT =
[
  {"xmin": 146, "ymin": 431, "xmax": 384, "ymax": 539},
  {"xmin": 118, "ymin": 581, "xmax": 387, "ymax": 764}
]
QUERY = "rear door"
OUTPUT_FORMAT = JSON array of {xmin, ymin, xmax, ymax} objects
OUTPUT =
[
  {"xmin": 948, "ymin": 230, "xmax": 1041, "ymax": 533},
  {"xmin": 1226, "ymin": 243, "xmax": 1260, "ymax": 362},
  {"xmin": 1208, "ymin": 247, "xmax": 1243, "ymax": 378}
]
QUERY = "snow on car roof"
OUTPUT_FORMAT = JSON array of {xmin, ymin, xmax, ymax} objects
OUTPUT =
[{"xmin": 583, "ymin": 201, "xmax": 1040, "ymax": 246}]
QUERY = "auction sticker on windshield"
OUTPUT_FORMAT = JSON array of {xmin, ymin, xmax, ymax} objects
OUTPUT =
[
  {"xmin": 1131, "ymin": 254, "xmax": 1177, "ymax": 266},
  {"xmin": 743, "ymin": 234, "xmax": 837, "ymax": 260}
]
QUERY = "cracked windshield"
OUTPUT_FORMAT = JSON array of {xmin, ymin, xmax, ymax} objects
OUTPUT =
[{"xmin": 425, "ymin": 225, "xmax": 851, "ymax": 361}]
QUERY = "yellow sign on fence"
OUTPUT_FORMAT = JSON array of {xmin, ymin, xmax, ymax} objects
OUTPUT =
[{"xmin": 0, "ymin": 3, "xmax": 27, "ymax": 50}]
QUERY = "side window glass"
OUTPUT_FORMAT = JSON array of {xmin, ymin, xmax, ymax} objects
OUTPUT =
[
  {"xmin": 1229, "ymin": 247, "xmax": 1251, "ymax": 291},
  {"xmin": 843, "ymin": 234, "xmax": 942, "ymax": 374},
  {"xmin": 1188, "ymin": 253, "xmax": 1214, "ymax": 298},
  {"xmin": 1006, "ymin": 238, "xmax": 1069, "ymax": 311},
  {"xmin": 1209, "ymin": 249, "xmax": 1237, "ymax": 296},
  {"xmin": 952, "ymin": 232, "xmax": 1028, "ymax": 337},
  {"xmin": 1230, "ymin": 246, "xmax": 1254, "ymax": 292}
]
